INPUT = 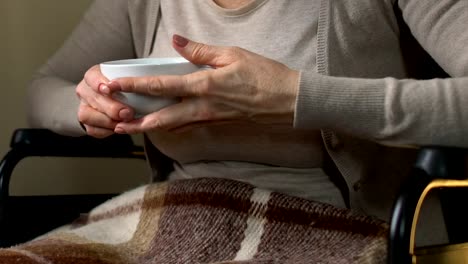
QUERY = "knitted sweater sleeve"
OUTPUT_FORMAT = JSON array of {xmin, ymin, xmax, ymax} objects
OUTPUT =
[
  {"xmin": 294, "ymin": 0, "xmax": 468, "ymax": 147},
  {"xmin": 27, "ymin": 0, "xmax": 135, "ymax": 136}
]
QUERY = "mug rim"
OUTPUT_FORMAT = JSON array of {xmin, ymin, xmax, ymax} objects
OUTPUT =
[{"xmin": 101, "ymin": 57, "xmax": 189, "ymax": 67}]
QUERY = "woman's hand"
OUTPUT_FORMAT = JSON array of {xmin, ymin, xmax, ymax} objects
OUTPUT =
[
  {"xmin": 75, "ymin": 65, "xmax": 135, "ymax": 138},
  {"xmin": 107, "ymin": 35, "xmax": 300, "ymax": 134}
]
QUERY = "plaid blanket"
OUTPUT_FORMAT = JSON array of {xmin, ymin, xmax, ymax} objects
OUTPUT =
[{"xmin": 0, "ymin": 178, "xmax": 388, "ymax": 263}]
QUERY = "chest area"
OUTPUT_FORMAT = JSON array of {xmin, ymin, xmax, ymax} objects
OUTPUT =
[{"xmin": 154, "ymin": 0, "xmax": 322, "ymax": 69}]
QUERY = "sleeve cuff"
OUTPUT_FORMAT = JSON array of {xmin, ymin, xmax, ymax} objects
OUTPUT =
[{"xmin": 293, "ymin": 71, "xmax": 385, "ymax": 137}]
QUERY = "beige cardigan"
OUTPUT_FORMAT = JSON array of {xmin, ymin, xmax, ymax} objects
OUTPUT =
[{"xmin": 28, "ymin": 0, "xmax": 468, "ymax": 224}]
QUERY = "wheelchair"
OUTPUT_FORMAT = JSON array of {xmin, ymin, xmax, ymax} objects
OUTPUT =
[{"xmin": 0, "ymin": 128, "xmax": 466, "ymax": 263}]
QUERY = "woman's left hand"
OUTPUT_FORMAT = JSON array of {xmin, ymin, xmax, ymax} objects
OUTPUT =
[{"xmin": 107, "ymin": 35, "xmax": 300, "ymax": 134}]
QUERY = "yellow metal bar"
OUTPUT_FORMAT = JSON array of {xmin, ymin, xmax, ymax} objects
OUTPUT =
[{"xmin": 410, "ymin": 179, "xmax": 468, "ymax": 258}]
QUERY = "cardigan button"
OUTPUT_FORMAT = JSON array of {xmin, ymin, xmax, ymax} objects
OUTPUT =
[
  {"xmin": 353, "ymin": 181, "xmax": 362, "ymax": 192},
  {"xmin": 330, "ymin": 134, "xmax": 343, "ymax": 150}
]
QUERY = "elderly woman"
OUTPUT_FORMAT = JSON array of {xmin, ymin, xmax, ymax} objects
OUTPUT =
[{"xmin": 24, "ymin": 0, "xmax": 468, "ymax": 262}]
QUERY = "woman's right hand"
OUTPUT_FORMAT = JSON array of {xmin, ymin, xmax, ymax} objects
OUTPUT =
[{"xmin": 75, "ymin": 65, "xmax": 135, "ymax": 138}]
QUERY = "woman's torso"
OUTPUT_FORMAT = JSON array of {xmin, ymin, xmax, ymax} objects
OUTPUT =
[
  {"xmin": 148, "ymin": 0, "xmax": 324, "ymax": 168},
  {"xmin": 145, "ymin": 0, "xmax": 348, "ymax": 206}
]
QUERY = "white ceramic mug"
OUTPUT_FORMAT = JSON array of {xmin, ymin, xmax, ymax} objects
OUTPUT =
[{"xmin": 100, "ymin": 57, "xmax": 208, "ymax": 117}]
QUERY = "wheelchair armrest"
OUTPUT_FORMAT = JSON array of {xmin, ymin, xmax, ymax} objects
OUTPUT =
[
  {"xmin": 388, "ymin": 146, "xmax": 467, "ymax": 264},
  {"xmin": 0, "ymin": 129, "xmax": 147, "ymax": 247},
  {"xmin": 0, "ymin": 128, "xmax": 145, "ymax": 212},
  {"xmin": 9, "ymin": 128, "xmax": 144, "ymax": 157}
]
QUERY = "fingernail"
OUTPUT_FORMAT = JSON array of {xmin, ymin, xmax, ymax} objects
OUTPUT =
[
  {"xmin": 119, "ymin": 109, "xmax": 134, "ymax": 121},
  {"xmin": 100, "ymin": 84, "xmax": 110, "ymax": 94},
  {"xmin": 115, "ymin": 127, "xmax": 126, "ymax": 134},
  {"xmin": 173, "ymin": 34, "xmax": 189, "ymax": 48}
]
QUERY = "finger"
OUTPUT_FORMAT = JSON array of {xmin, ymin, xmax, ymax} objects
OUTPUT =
[
  {"xmin": 115, "ymin": 99, "xmax": 237, "ymax": 134},
  {"xmin": 83, "ymin": 125, "xmax": 115, "ymax": 139},
  {"xmin": 78, "ymin": 104, "xmax": 119, "ymax": 130},
  {"xmin": 117, "ymin": 99, "xmax": 201, "ymax": 134},
  {"xmin": 93, "ymin": 93, "xmax": 135, "ymax": 121},
  {"xmin": 78, "ymin": 83, "xmax": 134, "ymax": 121},
  {"xmin": 172, "ymin": 34, "xmax": 239, "ymax": 67},
  {"xmin": 114, "ymin": 118, "xmax": 145, "ymax": 135},
  {"xmin": 84, "ymin": 65, "xmax": 110, "ymax": 93},
  {"xmin": 114, "ymin": 101, "xmax": 195, "ymax": 134},
  {"xmin": 107, "ymin": 70, "xmax": 211, "ymax": 98}
]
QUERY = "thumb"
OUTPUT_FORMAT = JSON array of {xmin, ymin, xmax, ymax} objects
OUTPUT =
[{"xmin": 172, "ymin": 34, "xmax": 233, "ymax": 67}]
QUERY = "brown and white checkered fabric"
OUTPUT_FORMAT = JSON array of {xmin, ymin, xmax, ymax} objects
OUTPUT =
[{"xmin": 0, "ymin": 178, "xmax": 388, "ymax": 263}]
